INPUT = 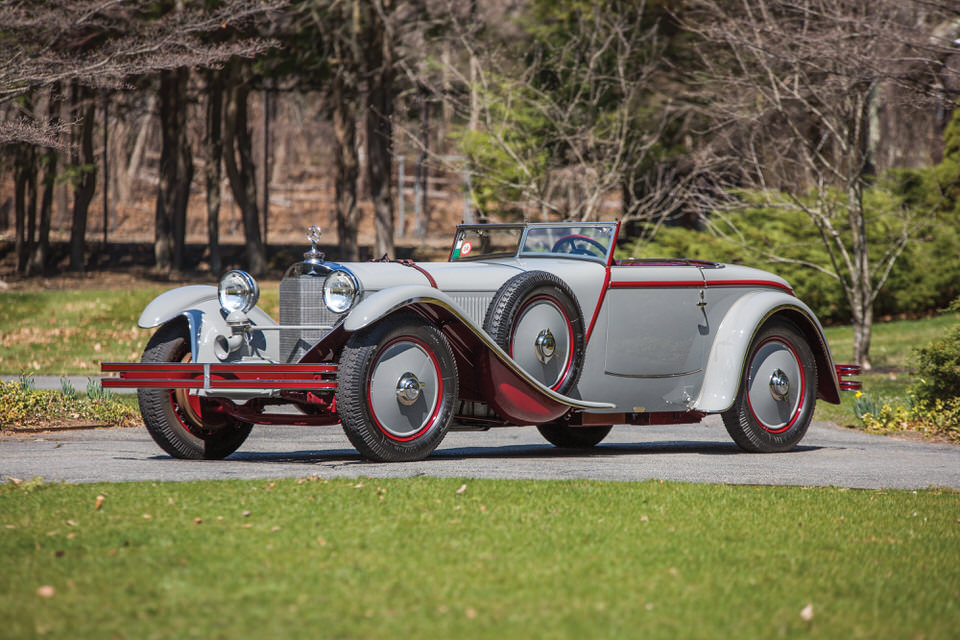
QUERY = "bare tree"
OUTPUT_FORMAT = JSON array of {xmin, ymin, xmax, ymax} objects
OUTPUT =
[
  {"xmin": 0, "ymin": 0, "xmax": 283, "ymax": 147},
  {"xmin": 684, "ymin": 0, "xmax": 960, "ymax": 368},
  {"xmin": 224, "ymin": 60, "xmax": 267, "ymax": 276},
  {"xmin": 0, "ymin": 0, "xmax": 283, "ymax": 274},
  {"xmin": 438, "ymin": 1, "xmax": 687, "ymax": 232}
]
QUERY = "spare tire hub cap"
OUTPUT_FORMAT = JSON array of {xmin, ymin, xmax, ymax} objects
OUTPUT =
[{"xmin": 535, "ymin": 329, "xmax": 556, "ymax": 364}]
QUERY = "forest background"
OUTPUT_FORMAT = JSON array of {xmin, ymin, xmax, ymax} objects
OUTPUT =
[{"xmin": 1, "ymin": 0, "xmax": 960, "ymax": 370}]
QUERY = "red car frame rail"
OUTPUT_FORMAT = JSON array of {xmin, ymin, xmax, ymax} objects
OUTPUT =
[{"xmin": 101, "ymin": 362, "xmax": 338, "ymax": 392}]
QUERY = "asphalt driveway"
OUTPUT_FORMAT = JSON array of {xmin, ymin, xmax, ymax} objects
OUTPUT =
[{"xmin": 2, "ymin": 416, "xmax": 958, "ymax": 489}]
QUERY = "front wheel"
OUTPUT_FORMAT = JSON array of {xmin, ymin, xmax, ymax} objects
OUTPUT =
[
  {"xmin": 138, "ymin": 322, "xmax": 252, "ymax": 460},
  {"xmin": 722, "ymin": 319, "xmax": 817, "ymax": 453},
  {"xmin": 337, "ymin": 312, "xmax": 458, "ymax": 462}
]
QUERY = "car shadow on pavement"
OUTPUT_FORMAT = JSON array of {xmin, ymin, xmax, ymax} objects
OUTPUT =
[
  {"xmin": 436, "ymin": 441, "xmax": 822, "ymax": 460},
  {"xmin": 194, "ymin": 441, "xmax": 822, "ymax": 465}
]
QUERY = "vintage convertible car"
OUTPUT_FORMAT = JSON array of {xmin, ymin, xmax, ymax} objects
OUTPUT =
[{"xmin": 102, "ymin": 222, "xmax": 860, "ymax": 462}]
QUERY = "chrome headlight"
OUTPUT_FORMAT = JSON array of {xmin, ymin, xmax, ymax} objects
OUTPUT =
[
  {"xmin": 322, "ymin": 269, "xmax": 359, "ymax": 313},
  {"xmin": 218, "ymin": 270, "xmax": 260, "ymax": 314}
]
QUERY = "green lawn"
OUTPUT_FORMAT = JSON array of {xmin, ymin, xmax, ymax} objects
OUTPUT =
[
  {"xmin": 0, "ymin": 285, "xmax": 280, "ymax": 376},
  {"xmin": 816, "ymin": 312, "xmax": 959, "ymax": 425},
  {"xmin": 1, "ymin": 477, "xmax": 958, "ymax": 639}
]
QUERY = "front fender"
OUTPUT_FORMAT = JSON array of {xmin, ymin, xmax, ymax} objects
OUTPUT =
[
  {"xmin": 694, "ymin": 291, "xmax": 840, "ymax": 413},
  {"xmin": 138, "ymin": 285, "xmax": 278, "ymax": 363},
  {"xmin": 342, "ymin": 285, "xmax": 614, "ymax": 422}
]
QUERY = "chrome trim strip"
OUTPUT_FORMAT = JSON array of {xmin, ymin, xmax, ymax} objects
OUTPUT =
[
  {"xmin": 359, "ymin": 294, "xmax": 615, "ymax": 411},
  {"xmin": 603, "ymin": 368, "xmax": 703, "ymax": 379},
  {"xmin": 255, "ymin": 324, "xmax": 337, "ymax": 331}
]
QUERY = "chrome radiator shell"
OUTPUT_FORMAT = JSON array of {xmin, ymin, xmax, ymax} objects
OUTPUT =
[{"xmin": 279, "ymin": 262, "xmax": 344, "ymax": 363}]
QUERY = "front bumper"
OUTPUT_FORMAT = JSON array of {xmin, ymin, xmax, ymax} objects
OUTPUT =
[{"xmin": 101, "ymin": 362, "xmax": 337, "ymax": 392}]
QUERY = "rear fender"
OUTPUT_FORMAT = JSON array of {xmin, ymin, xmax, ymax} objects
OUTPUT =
[
  {"xmin": 695, "ymin": 291, "xmax": 840, "ymax": 413},
  {"xmin": 342, "ymin": 285, "xmax": 614, "ymax": 423},
  {"xmin": 138, "ymin": 285, "xmax": 278, "ymax": 363}
]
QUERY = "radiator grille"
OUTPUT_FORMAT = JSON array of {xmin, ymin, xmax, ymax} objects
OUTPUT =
[{"xmin": 279, "ymin": 275, "xmax": 344, "ymax": 362}]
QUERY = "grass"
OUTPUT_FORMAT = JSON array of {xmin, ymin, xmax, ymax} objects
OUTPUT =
[
  {"xmin": 815, "ymin": 312, "xmax": 959, "ymax": 426},
  {"xmin": 1, "ymin": 477, "xmax": 957, "ymax": 640},
  {"xmin": 0, "ymin": 379, "xmax": 139, "ymax": 432},
  {"xmin": 0, "ymin": 285, "xmax": 279, "ymax": 376}
]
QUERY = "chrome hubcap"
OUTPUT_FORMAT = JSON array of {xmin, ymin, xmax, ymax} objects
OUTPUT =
[
  {"xmin": 747, "ymin": 338, "xmax": 803, "ymax": 433},
  {"xmin": 369, "ymin": 339, "xmax": 441, "ymax": 439},
  {"xmin": 769, "ymin": 368, "xmax": 790, "ymax": 401},
  {"xmin": 535, "ymin": 329, "xmax": 556, "ymax": 364},
  {"xmin": 396, "ymin": 372, "xmax": 424, "ymax": 406}
]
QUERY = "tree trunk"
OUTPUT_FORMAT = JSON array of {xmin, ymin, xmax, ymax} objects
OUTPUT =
[
  {"xmin": 30, "ymin": 85, "xmax": 60, "ymax": 275},
  {"xmin": 13, "ymin": 144, "xmax": 35, "ymax": 274},
  {"xmin": 224, "ymin": 62, "xmax": 266, "ymax": 276},
  {"xmin": 69, "ymin": 83, "xmax": 97, "ymax": 273},
  {"xmin": 332, "ymin": 72, "xmax": 360, "ymax": 261},
  {"xmin": 365, "ymin": 1, "xmax": 395, "ymax": 259},
  {"xmin": 120, "ymin": 94, "xmax": 155, "ymax": 206},
  {"xmin": 155, "ymin": 68, "xmax": 193, "ymax": 272},
  {"xmin": 205, "ymin": 69, "xmax": 224, "ymax": 275}
]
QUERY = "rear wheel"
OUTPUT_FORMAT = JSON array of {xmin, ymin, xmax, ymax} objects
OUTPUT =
[
  {"xmin": 138, "ymin": 322, "xmax": 252, "ymax": 460},
  {"xmin": 338, "ymin": 312, "xmax": 458, "ymax": 462},
  {"xmin": 722, "ymin": 319, "xmax": 817, "ymax": 453}
]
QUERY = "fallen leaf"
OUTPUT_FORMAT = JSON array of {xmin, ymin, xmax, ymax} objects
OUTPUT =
[
  {"xmin": 36, "ymin": 585, "xmax": 55, "ymax": 598},
  {"xmin": 66, "ymin": 520, "xmax": 77, "ymax": 527},
  {"xmin": 7, "ymin": 477, "xmax": 23, "ymax": 486},
  {"xmin": 465, "ymin": 607, "xmax": 477, "ymax": 619},
  {"xmin": 194, "ymin": 518, "xmax": 203, "ymax": 524},
  {"xmin": 142, "ymin": 514, "xmax": 152, "ymax": 520},
  {"xmin": 317, "ymin": 536, "xmax": 327, "ymax": 546},
  {"xmin": 801, "ymin": 603, "xmax": 814, "ymax": 621},
  {"xmin": 456, "ymin": 484, "xmax": 467, "ymax": 495},
  {"xmin": 242, "ymin": 510, "xmax": 251, "ymax": 517},
  {"xmin": 95, "ymin": 495, "xmax": 105, "ymax": 511},
  {"xmin": 354, "ymin": 482, "xmax": 365, "ymax": 489}
]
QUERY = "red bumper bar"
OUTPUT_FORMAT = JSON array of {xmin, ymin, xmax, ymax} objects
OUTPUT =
[
  {"xmin": 835, "ymin": 364, "xmax": 862, "ymax": 392},
  {"xmin": 101, "ymin": 363, "xmax": 337, "ymax": 391}
]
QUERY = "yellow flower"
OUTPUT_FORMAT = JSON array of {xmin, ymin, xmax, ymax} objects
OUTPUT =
[{"xmin": 855, "ymin": 391, "xmax": 862, "ymax": 398}]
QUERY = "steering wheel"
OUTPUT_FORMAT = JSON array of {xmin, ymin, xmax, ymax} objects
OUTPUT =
[{"xmin": 551, "ymin": 234, "xmax": 607, "ymax": 258}]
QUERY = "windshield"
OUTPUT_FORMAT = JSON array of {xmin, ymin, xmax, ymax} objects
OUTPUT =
[
  {"xmin": 520, "ymin": 224, "xmax": 616, "ymax": 262},
  {"xmin": 449, "ymin": 222, "xmax": 617, "ymax": 263},
  {"xmin": 450, "ymin": 226, "xmax": 523, "ymax": 261}
]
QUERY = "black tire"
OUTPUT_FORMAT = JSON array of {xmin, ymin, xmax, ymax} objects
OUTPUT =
[
  {"xmin": 537, "ymin": 422, "xmax": 612, "ymax": 448},
  {"xmin": 337, "ymin": 312, "xmax": 458, "ymax": 462},
  {"xmin": 722, "ymin": 319, "xmax": 818, "ymax": 453},
  {"xmin": 482, "ymin": 270, "xmax": 585, "ymax": 395},
  {"xmin": 137, "ymin": 322, "xmax": 253, "ymax": 460}
]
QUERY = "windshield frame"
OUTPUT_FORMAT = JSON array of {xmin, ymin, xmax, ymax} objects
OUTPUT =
[{"xmin": 449, "ymin": 221, "xmax": 619, "ymax": 264}]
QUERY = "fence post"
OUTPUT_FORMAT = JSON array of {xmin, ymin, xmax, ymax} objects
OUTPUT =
[{"xmin": 396, "ymin": 154, "xmax": 405, "ymax": 238}]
